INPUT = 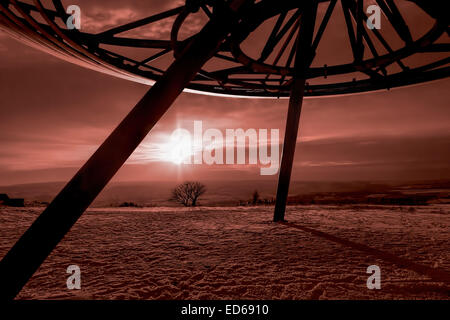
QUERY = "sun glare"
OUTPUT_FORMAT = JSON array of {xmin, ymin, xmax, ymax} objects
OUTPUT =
[{"xmin": 163, "ymin": 130, "xmax": 192, "ymax": 165}]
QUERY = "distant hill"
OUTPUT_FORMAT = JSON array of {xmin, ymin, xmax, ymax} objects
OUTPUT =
[{"xmin": 0, "ymin": 180, "xmax": 449, "ymax": 207}]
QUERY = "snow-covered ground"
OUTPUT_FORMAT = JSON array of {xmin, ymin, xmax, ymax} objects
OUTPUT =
[{"xmin": 0, "ymin": 205, "xmax": 448, "ymax": 299}]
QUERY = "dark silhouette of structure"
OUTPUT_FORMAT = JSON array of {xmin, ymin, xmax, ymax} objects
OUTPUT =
[
  {"xmin": 0, "ymin": 0, "xmax": 448, "ymax": 300},
  {"xmin": 0, "ymin": 194, "xmax": 25, "ymax": 207}
]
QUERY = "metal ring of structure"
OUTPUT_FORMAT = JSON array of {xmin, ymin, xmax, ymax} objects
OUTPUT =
[
  {"xmin": 0, "ymin": 0, "xmax": 449, "ymax": 98},
  {"xmin": 229, "ymin": 4, "xmax": 442, "ymax": 76},
  {"xmin": 226, "ymin": 0, "xmax": 449, "ymax": 94}
]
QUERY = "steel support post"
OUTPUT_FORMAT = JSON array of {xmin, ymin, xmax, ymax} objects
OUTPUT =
[{"xmin": 273, "ymin": 1, "xmax": 318, "ymax": 222}]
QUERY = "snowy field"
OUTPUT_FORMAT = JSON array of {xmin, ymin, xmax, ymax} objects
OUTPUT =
[{"xmin": 0, "ymin": 205, "xmax": 448, "ymax": 300}]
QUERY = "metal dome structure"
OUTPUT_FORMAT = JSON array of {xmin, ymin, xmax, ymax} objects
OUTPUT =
[
  {"xmin": 1, "ymin": 0, "xmax": 449, "ymax": 97},
  {"xmin": 0, "ymin": 0, "xmax": 449, "ymax": 300}
]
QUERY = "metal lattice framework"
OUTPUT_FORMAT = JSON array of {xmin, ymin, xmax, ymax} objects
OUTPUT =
[
  {"xmin": 0, "ymin": 0, "xmax": 449, "ymax": 300},
  {"xmin": 1, "ymin": 0, "xmax": 449, "ymax": 97}
]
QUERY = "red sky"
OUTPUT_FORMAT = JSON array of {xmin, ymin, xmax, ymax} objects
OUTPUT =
[{"xmin": 0, "ymin": 0, "xmax": 449, "ymax": 185}]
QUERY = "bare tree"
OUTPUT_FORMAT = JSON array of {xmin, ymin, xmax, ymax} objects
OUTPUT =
[{"xmin": 171, "ymin": 181, "xmax": 206, "ymax": 207}]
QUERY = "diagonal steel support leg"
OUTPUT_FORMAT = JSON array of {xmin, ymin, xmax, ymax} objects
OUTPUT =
[
  {"xmin": 0, "ymin": 0, "xmax": 250, "ymax": 300},
  {"xmin": 273, "ymin": 1, "xmax": 318, "ymax": 222}
]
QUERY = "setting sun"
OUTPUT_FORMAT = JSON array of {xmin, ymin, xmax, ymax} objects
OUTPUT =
[{"xmin": 163, "ymin": 130, "xmax": 192, "ymax": 165}]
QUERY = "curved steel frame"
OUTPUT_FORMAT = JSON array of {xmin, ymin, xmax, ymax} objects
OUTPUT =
[{"xmin": 1, "ymin": 0, "xmax": 449, "ymax": 97}]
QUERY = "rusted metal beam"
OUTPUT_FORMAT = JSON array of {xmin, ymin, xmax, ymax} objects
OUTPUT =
[
  {"xmin": 311, "ymin": 0, "xmax": 337, "ymax": 51},
  {"xmin": 0, "ymin": 0, "xmax": 250, "ymax": 301},
  {"xmin": 259, "ymin": 10, "xmax": 287, "ymax": 61}
]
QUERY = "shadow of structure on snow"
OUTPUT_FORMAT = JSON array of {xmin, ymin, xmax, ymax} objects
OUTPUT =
[{"xmin": 282, "ymin": 222, "xmax": 450, "ymax": 284}]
